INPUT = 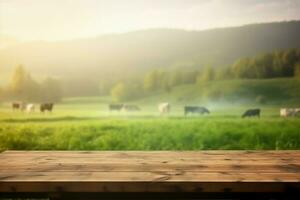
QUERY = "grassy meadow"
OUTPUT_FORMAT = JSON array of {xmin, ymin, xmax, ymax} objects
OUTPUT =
[{"xmin": 1, "ymin": 91, "xmax": 300, "ymax": 151}]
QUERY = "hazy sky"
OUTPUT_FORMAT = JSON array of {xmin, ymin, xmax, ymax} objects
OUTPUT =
[{"xmin": 1, "ymin": 0, "xmax": 300, "ymax": 41}]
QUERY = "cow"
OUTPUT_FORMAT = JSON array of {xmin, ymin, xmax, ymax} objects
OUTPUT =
[
  {"xmin": 109, "ymin": 104, "xmax": 124, "ymax": 112},
  {"xmin": 159, "ymin": 103, "xmax": 170, "ymax": 115},
  {"xmin": 26, "ymin": 104, "xmax": 35, "ymax": 113},
  {"xmin": 122, "ymin": 105, "xmax": 140, "ymax": 112},
  {"xmin": 12, "ymin": 102, "xmax": 26, "ymax": 111},
  {"xmin": 12, "ymin": 102, "xmax": 21, "ymax": 111},
  {"xmin": 40, "ymin": 103, "xmax": 54, "ymax": 113},
  {"xmin": 280, "ymin": 108, "xmax": 300, "ymax": 117},
  {"xmin": 184, "ymin": 106, "xmax": 210, "ymax": 116},
  {"xmin": 12, "ymin": 102, "xmax": 27, "ymax": 111},
  {"xmin": 242, "ymin": 109, "xmax": 260, "ymax": 118}
]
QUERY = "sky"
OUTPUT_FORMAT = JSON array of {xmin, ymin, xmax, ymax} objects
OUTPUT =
[{"xmin": 0, "ymin": 0, "xmax": 300, "ymax": 41}]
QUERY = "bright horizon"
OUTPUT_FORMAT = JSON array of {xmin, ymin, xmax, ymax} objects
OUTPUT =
[{"xmin": 1, "ymin": 0, "xmax": 300, "ymax": 42}]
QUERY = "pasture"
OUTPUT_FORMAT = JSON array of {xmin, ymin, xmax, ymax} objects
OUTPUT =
[{"xmin": 0, "ymin": 96, "xmax": 300, "ymax": 151}]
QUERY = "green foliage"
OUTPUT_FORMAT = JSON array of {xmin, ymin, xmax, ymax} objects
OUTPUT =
[
  {"xmin": 9, "ymin": 65, "xmax": 28, "ymax": 99},
  {"xmin": 111, "ymin": 82, "xmax": 126, "ymax": 102},
  {"xmin": 197, "ymin": 66, "xmax": 215, "ymax": 84},
  {"xmin": 8, "ymin": 65, "xmax": 40, "ymax": 102},
  {"xmin": 294, "ymin": 63, "xmax": 300, "ymax": 78},
  {"xmin": 5, "ymin": 65, "xmax": 63, "ymax": 102},
  {"xmin": 111, "ymin": 82, "xmax": 143, "ymax": 102},
  {"xmin": 143, "ymin": 70, "xmax": 166, "ymax": 91},
  {"xmin": 231, "ymin": 49, "xmax": 300, "ymax": 79},
  {"xmin": 214, "ymin": 67, "xmax": 232, "ymax": 80}
]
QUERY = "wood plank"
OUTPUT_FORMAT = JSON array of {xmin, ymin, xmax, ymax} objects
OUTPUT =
[
  {"xmin": 1, "ymin": 171, "xmax": 300, "ymax": 181},
  {"xmin": 1, "ymin": 151, "xmax": 300, "ymax": 193},
  {"xmin": 1, "ymin": 163, "xmax": 300, "ymax": 173}
]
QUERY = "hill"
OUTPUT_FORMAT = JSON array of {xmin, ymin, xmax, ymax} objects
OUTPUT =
[{"xmin": 1, "ymin": 21, "xmax": 300, "ymax": 96}]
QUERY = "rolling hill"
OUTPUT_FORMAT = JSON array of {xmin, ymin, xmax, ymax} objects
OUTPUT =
[{"xmin": 1, "ymin": 21, "xmax": 300, "ymax": 96}]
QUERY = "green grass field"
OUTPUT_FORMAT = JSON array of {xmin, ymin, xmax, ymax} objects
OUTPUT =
[{"xmin": 1, "ymin": 93, "xmax": 300, "ymax": 151}]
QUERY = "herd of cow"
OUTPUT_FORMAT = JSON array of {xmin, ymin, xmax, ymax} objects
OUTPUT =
[
  {"xmin": 11, "ymin": 101, "xmax": 300, "ymax": 117},
  {"xmin": 109, "ymin": 103, "xmax": 300, "ymax": 118},
  {"xmin": 12, "ymin": 102, "xmax": 54, "ymax": 113}
]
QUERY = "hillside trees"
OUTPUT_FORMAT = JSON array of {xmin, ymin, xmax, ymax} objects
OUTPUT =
[
  {"xmin": 5, "ymin": 65, "xmax": 63, "ymax": 102},
  {"xmin": 197, "ymin": 66, "xmax": 215, "ymax": 84},
  {"xmin": 231, "ymin": 49, "xmax": 300, "ymax": 79},
  {"xmin": 111, "ymin": 81, "xmax": 143, "ymax": 102},
  {"xmin": 109, "ymin": 48, "xmax": 300, "ymax": 101},
  {"xmin": 295, "ymin": 63, "xmax": 300, "ymax": 78},
  {"xmin": 143, "ymin": 70, "xmax": 166, "ymax": 91},
  {"xmin": 9, "ymin": 65, "xmax": 40, "ymax": 101}
]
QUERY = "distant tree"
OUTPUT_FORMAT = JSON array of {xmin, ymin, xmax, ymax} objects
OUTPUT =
[
  {"xmin": 143, "ymin": 70, "xmax": 159, "ymax": 91},
  {"xmin": 111, "ymin": 81, "xmax": 143, "ymax": 102},
  {"xmin": 231, "ymin": 58, "xmax": 250, "ymax": 78},
  {"xmin": 168, "ymin": 70, "xmax": 182, "ymax": 87},
  {"xmin": 197, "ymin": 66, "xmax": 215, "ymax": 83},
  {"xmin": 282, "ymin": 49, "xmax": 297, "ymax": 76},
  {"xmin": 9, "ymin": 65, "xmax": 27, "ymax": 99},
  {"xmin": 215, "ymin": 67, "xmax": 232, "ymax": 80},
  {"xmin": 143, "ymin": 69, "xmax": 166, "ymax": 91},
  {"xmin": 8, "ymin": 65, "xmax": 41, "ymax": 102},
  {"xmin": 230, "ymin": 49, "xmax": 300, "ymax": 79},
  {"xmin": 294, "ymin": 63, "xmax": 300, "ymax": 78},
  {"xmin": 111, "ymin": 82, "xmax": 125, "ymax": 102},
  {"xmin": 181, "ymin": 69, "xmax": 199, "ymax": 84},
  {"xmin": 41, "ymin": 77, "xmax": 63, "ymax": 103},
  {"xmin": 273, "ymin": 51, "xmax": 284, "ymax": 77}
]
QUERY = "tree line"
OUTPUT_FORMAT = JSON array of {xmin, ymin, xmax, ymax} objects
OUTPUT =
[
  {"xmin": 110, "ymin": 48, "xmax": 300, "ymax": 102},
  {"xmin": 232, "ymin": 48, "xmax": 300, "ymax": 79},
  {"xmin": 1, "ymin": 48, "xmax": 299, "ymax": 103},
  {"xmin": 0, "ymin": 65, "xmax": 62, "ymax": 103}
]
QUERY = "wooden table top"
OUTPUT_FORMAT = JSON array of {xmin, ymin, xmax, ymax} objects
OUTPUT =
[{"xmin": 1, "ymin": 151, "xmax": 300, "ymax": 193}]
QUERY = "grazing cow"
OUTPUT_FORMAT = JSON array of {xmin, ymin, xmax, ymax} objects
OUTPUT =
[
  {"xmin": 12, "ymin": 102, "xmax": 26, "ymax": 111},
  {"xmin": 280, "ymin": 108, "xmax": 300, "ymax": 117},
  {"xmin": 159, "ymin": 103, "xmax": 170, "ymax": 115},
  {"xmin": 40, "ymin": 103, "xmax": 54, "ymax": 113},
  {"xmin": 184, "ymin": 106, "xmax": 210, "ymax": 116},
  {"xmin": 122, "ymin": 105, "xmax": 140, "ymax": 112},
  {"xmin": 242, "ymin": 109, "xmax": 260, "ymax": 118},
  {"xmin": 109, "ymin": 104, "xmax": 124, "ymax": 111},
  {"xmin": 26, "ymin": 104, "xmax": 35, "ymax": 113},
  {"xmin": 12, "ymin": 102, "xmax": 21, "ymax": 111}
]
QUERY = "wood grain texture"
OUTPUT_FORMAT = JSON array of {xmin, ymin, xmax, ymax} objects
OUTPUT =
[{"xmin": 0, "ymin": 151, "xmax": 300, "ymax": 193}]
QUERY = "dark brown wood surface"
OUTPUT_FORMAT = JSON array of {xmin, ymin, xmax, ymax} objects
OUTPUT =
[{"xmin": 0, "ymin": 151, "xmax": 300, "ymax": 193}]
